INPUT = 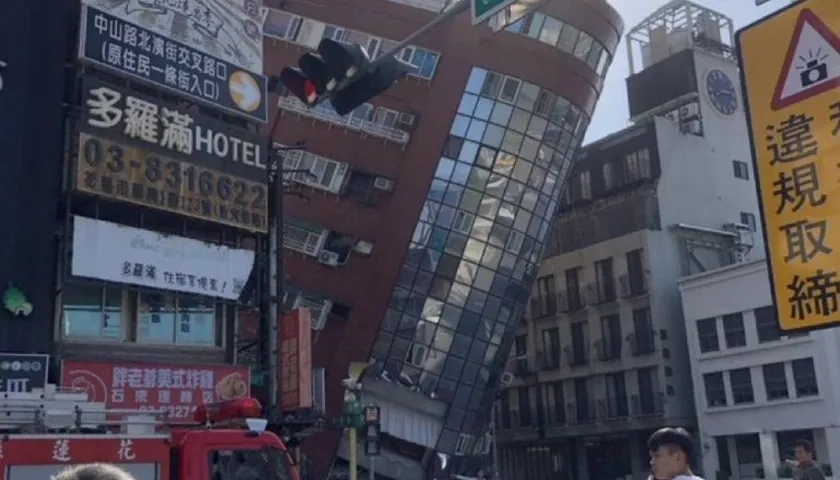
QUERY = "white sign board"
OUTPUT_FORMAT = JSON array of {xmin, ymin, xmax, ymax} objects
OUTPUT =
[{"xmin": 71, "ymin": 216, "xmax": 254, "ymax": 300}]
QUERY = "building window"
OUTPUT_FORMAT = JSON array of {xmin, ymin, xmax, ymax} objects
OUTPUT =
[
  {"xmin": 729, "ymin": 368, "xmax": 755, "ymax": 404},
  {"xmin": 500, "ymin": 390, "xmax": 511, "ymax": 429},
  {"xmin": 763, "ymin": 363, "xmax": 789, "ymax": 400},
  {"xmin": 740, "ymin": 212, "xmax": 757, "ymax": 231},
  {"xmin": 703, "ymin": 372, "xmax": 726, "ymax": 407},
  {"xmin": 792, "ymin": 358, "xmax": 819, "ymax": 397},
  {"xmin": 565, "ymin": 267, "xmax": 582, "ymax": 309},
  {"xmin": 535, "ymin": 275, "xmax": 557, "ymax": 316},
  {"xmin": 62, "ymin": 284, "xmax": 223, "ymax": 347},
  {"xmin": 755, "ymin": 306, "xmax": 781, "ymax": 343},
  {"xmin": 517, "ymin": 386, "xmax": 532, "ymax": 426},
  {"xmin": 696, "ymin": 318, "xmax": 719, "ymax": 353},
  {"xmin": 543, "ymin": 381, "xmax": 565, "ymax": 424},
  {"xmin": 514, "ymin": 334, "xmax": 527, "ymax": 356},
  {"xmin": 723, "ymin": 313, "xmax": 746, "ymax": 348},
  {"xmin": 733, "ymin": 160, "xmax": 750, "ymax": 179}
]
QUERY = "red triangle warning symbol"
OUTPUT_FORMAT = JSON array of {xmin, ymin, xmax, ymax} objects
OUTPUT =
[{"xmin": 771, "ymin": 8, "xmax": 840, "ymax": 111}]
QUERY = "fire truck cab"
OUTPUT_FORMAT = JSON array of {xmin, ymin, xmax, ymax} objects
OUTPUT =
[{"xmin": 0, "ymin": 385, "xmax": 299, "ymax": 480}]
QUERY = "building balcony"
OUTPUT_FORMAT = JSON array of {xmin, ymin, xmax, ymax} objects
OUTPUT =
[
  {"xmin": 564, "ymin": 344, "xmax": 588, "ymax": 367},
  {"xmin": 630, "ymin": 392, "xmax": 665, "ymax": 417},
  {"xmin": 561, "ymin": 289, "xmax": 586, "ymax": 311},
  {"xmin": 593, "ymin": 338, "xmax": 622, "ymax": 362},
  {"xmin": 627, "ymin": 330, "xmax": 656, "ymax": 356},
  {"xmin": 277, "ymin": 96, "xmax": 411, "ymax": 144},
  {"xmin": 619, "ymin": 272, "xmax": 648, "ymax": 297},
  {"xmin": 585, "ymin": 279, "xmax": 618, "ymax": 305}
]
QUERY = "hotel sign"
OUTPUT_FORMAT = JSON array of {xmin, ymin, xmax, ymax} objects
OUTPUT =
[{"xmin": 80, "ymin": 76, "xmax": 266, "ymax": 181}]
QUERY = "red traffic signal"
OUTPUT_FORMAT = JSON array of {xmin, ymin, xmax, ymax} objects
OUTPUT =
[{"xmin": 279, "ymin": 67, "xmax": 318, "ymax": 105}]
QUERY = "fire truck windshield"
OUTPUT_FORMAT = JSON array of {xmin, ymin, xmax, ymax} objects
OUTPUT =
[{"xmin": 209, "ymin": 448, "xmax": 294, "ymax": 480}]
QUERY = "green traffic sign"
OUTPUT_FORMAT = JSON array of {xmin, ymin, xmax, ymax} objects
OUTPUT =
[{"xmin": 471, "ymin": 0, "xmax": 516, "ymax": 25}]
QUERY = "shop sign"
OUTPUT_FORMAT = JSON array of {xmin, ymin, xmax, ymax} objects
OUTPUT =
[
  {"xmin": 0, "ymin": 353, "xmax": 48, "ymax": 393},
  {"xmin": 279, "ymin": 308, "xmax": 312, "ymax": 411},
  {"xmin": 71, "ymin": 215, "xmax": 255, "ymax": 300},
  {"xmin": 61, "ymin": 359, "xmax": 251, "ymax": 422}
]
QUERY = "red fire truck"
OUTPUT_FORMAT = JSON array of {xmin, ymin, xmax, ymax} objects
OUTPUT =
[{"xmin": 0, "ymin": 385, "xmax": 300, "ymax": 480}]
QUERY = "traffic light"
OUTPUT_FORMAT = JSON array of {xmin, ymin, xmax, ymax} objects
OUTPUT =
[
  {"xmin": 279, "ymin": 38, "xmax": 414, "ymax": 115},
  {"xmin": 363, "ymin": 405, "xmax": 381, "ymax": 456}
]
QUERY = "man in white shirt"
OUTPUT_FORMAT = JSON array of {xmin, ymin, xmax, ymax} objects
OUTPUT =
[{"xmin": 648, "ymin": 427, "xmax": 705, "ymax": 480}]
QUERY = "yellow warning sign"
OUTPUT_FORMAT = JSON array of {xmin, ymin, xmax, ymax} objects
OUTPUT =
[{"xmin": 737, "ymin": 0, "xmax": 840, "ymax": 332}]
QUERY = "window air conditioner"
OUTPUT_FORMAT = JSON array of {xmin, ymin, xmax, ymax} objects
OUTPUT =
[
  {"xmin": 317, "ymin": 250, "xmax": 340, "ymax": 266},
  {"xmin": 373, "ymin": 177, "xmax": 394, "ymax": 192}
]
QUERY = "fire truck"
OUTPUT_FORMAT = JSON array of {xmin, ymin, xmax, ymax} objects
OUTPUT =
[{"xmin": 0, "ymin": 384, "xmax": 300, "ymax": 480}]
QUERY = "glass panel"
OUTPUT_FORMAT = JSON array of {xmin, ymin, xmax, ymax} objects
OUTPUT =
[
  {"xmin": 519, "ymin": 137, "xmax": 539, "ymax": 161},
  {"xmin": 527, "ymin": 13, "xmax": 545, "ymax": 38},
  {"xmin": 435, "ymin": 158, "xmax": 456, "ymax": 180},
  {"xmin": 476, "ymin": 147, "xmax": 497, "ymax": 169},
  {"xmin": 451, "ymin": 162, "xmax": 472, "ymax": 184},
  {"xmin": 460, "ymin": 188, "xmax": 482, "ymax": 213},
  {"xmin": 482, "ymin": 124, "xmax": 505, "ymax": 148},
  {"xmin": 527, "ymin": 115, "xmax": 548, "ymax": 140},
  {"xmin": 463, "ymin": 239, "xmax": 487, "ymax": 263},
  {"xmin": 458, "ymin": 93, "xmax": 478, "ymax": 115},
  {"xmin": 450, "ymin": 115, "xmax": 470, "ymax": 137},
  {"xmin": 574, "ymin": 31, "xmax": 594, "ymax": 60},
  {"xmin": 474, "ymin": 266, "xmax": 495, "ymax": 291},
  {"xmin": 137, "ymin": 292, "xmax": 176, "ymax": 344},
  {"xmin": 62, "ymin": 284, "xmax": 106, "ymax": 338},
  {"xmin": 177, "ymin": 297, "xmax": 216, "ymax": 346},
  {"xmin": 509, "ymin": 108, "xmax": 530, "ymax": 133},
  {"xmin": 465, "ymin": 68, "xmax": 487, "ymax": 94},
  {"xmin": 501, "ymin": 130, "xmax": 524, "ymax": 155},
  {"xmin": 466, "ymin": 120, "xmax": 487, "ymax": 142},
  {"xmin": 467, "ymin": 168, "xmax": 490, "ymax": 190},
  {"xmin": 557, "ymin": 24, "xmax": 579, "ymax": 53},
  {"xmin": 442, "ymin": 136, "xmax": 463, "ymax": 158},
  {"xmin": 538, "ymin": 17, "xmax": 563, "ymax": 47},
  {"xmin": 489, "ymin": 102, "xmax": 513, "ymax": 126},
  {"xmin": 516, "ymin": 83, "xmax": 539, "ymax": 112},
  {"xmin": 471, "ymin": 216, "xmax": 493, "ymax": 242},
  {"xmin": 474, "ymin": 98, "xmax": 494, "ymax": 120}
]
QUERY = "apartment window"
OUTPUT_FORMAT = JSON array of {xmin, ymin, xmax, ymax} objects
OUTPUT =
[
  {"xmin": 624, "ymin": 148, "xmax": 651, "ymax": 182},
  {"xmin": 600, "ymin": 314, "xmax": 622, "ymax": 359},
  {"xmin": 594, "ymin": 257, "xmax": 616, "ymax": 302},
  {"xmin": 62, "ymin": 284, "xmax": 223, "ymax": 347},
  {"xmin": 632, "ymin": 308, "xmax": 654, "ymax": 355},
  {"xmin": 733, "ymin": 160, "xmax": 750, "ymax": 179},
  {"xmin": 500, "ymin": 390, "xmax": 512, "ymax": 429},
  {"xmin": 574, "ymin": 378, "xmax": 591, "ymax": 421},
  {"xmin": 579, "ymin": 170, "xmax": 592, "ymax": 199},
  {"xmin": 763, "ymin": 363, "xmax": 789, "ymax": 400},
  {"xmin": 535, "ymin": 275, "xmax": 557, "ymax": 316},
  {"xmin": 542, "ymin": 381, "xmax": 565, "ymax": 424},
  {"xmin": 625, "ymin": 249, "xmax": 646, "ymax": 295},
  {"xmin": 602, "ymin": 162, "xmax": 615, "ymax": 190},
  {"xmin": 755, "ymin": 306, "xmax": 781, "ymax": 343},
  {"xmin": 570, "ymin": 322, "xmax": 587, "ymax": 366},
  {"xmin": 452, "ymin": 210, "xmax": 474, "ymax": 234},
  {"xmin": 541, "ymin": 328, "xmax": 560, "ymax": 367},
  {"xmin": 730, "ymin": 368, "xmax": 755, "ymax": 404},
  {"xmin": 696, "ymin": 318, "xmax": 719, "ymax": 353},
  {"xmin": 723, "ymin": 313, "xmax": 747, "ymax": 348},
  {"xmin": 517, "ymin": 386, "xmax": 532, "ymax": 426},
  {"xmin": 792, "ymin": 358, "xmax": 819, "ymax": 397},
  {"xmin": 703, "ymin": 372, "xmax": 727, "ymax": 407},
  {"xmin": 606, "ymin": 372, "xmax": 628, "ymax": 417},
  {"xmin": 637, "ymin": 367, "xmax": 658, "ymax": 414},
  {"xmin": 565, "ymin": 267, "xmax": 582, "ymax": 309},
  {"xmin": 514, "ymin": 334, "xmax": 527, "ymax": 356},
  {"xmin": 740, "ymin": 212, "xmax": 757, "ymax": 231}
]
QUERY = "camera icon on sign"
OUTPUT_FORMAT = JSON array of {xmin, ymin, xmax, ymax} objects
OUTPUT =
[{"xmin": 800, "ymin": 59, "xmax": 828, "ymax": 87}]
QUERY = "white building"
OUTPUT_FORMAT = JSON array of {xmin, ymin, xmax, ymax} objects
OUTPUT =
[{"xmin": 679, "ymin": 259, "xmax": 840, "ymax": 480}]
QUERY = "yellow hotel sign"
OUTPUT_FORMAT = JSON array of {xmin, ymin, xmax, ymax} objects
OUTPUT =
[{"xmin": 737, "ymin": 0, "xmax": 840, "ymax": 332}]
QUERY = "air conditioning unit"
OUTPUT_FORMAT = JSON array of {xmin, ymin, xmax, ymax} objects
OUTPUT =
[
  {"xmin": 397, "ymin": 112, "xmax": 416, "ymax": 128},
  {"xmin": 373, "ymin": 177, "xmax": 394, "ymax": 192},
  {"xmin": 318, "ymin": 250, "xmax": 340, "ymax": 266},
  {"xmin": 679, "ymin": 103, "xmax": 699, "ymax": 119},
  {"xmin": 680, "ymin": 119, "xmax": 703, "ymax": 135}
]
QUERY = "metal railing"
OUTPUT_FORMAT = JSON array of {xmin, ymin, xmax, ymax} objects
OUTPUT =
[
  {"xmin": 631, "ymin": 392, "xmax": 665, "ymax": 417},
  {"xmin": 278, "ymin": 96, "xmax": 411, "ymax": 144}
]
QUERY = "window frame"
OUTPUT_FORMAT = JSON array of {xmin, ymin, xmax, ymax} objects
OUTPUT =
[
  {"xmin": 792, "ymin": 357, "xmax": 819, "ymax": 397},
  {"xmin": 703, "ymin": 371, "xmax": 727, "ymax": 407},
  {"xmin": 696, "ymin": 318, "xmax": 720, "ymax": 353},
  {"xmin": 60, "ymin": 282, "xmax": 226, "ymax": 348},
  {"xmin": 722, "ymin": 313, "xmax": 747, "ymax": 348},
  {"xmin": 762, "ymin": 362, "xmax": 789, "ymax": 400},
  {"xmin": 729, "ymin": 368, "xmax": 755, "ymax": 404},
  {"xmin": 755, "ymin": 306, "xmax": 781, "ymax": 343}
]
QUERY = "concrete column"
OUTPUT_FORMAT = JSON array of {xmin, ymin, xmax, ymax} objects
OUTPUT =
[
  {"xmin": 700, "ymin": 434, "xmax": 720, "ymax": 479},
  {"xmin": 725, "ymin": 437, "xmax": 738, "ymax": 479},
  {"xmin": 821, "ymin": 427, "xmax": 840, "ymax": 475},
  {"xmin": 630, "ymin": 435, "xmax": 646, "ymax": 480},
  {"xmin": 759, "ymin": 432, "xmax": 780, "ymax": 480}
]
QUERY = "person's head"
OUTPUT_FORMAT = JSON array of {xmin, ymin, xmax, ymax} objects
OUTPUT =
[
  {"xmin": 648, "ymin": 427, "xmax": 694, "ymax": 479},
  {"xmin": 52, "ymin": 463, "xmax": 135, "ymax": 480},
  {"xmin": 794, "ymin": 439, "xmax": 815, "ymax": 463}
]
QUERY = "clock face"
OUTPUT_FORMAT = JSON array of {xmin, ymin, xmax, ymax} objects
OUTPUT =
[{"xmin": 705, "ymin": 69, "xmax": 738, "ymax": 116}]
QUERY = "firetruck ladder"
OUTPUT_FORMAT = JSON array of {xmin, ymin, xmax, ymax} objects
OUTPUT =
[{"xmin": 0, "ymin": 384, "xmax": 168, "ymax": 434}]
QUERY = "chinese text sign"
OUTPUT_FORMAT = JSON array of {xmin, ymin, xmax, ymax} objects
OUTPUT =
[
  {"xmin": 279, "ymin": 308, "xmax": 313, "ymax": 411},
  {"xmin": 738, "ymin": 0, "xmax": 840, "ymax": 331},
  {"xmin": 79, "ymin": 6, "xmax": 268, "ymax": 122},
  {"xmin": 61, "ymin": 360, "xmax": 250, "ymax": 421}
]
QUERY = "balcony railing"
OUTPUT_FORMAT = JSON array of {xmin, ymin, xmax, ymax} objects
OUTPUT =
[
  {"xmin": 631, "ymin": 392, "xmax": 665, "ymax": 417},
  {"xmin": 585, "ymin": 279, "xmax": 617, "ymax": 305},
  {"xmin": 598, "ymin": 397, "xmax": 630, "ymax": 420},
  {"xmin": 627, "ymin": 330, "xmax": 656, "ymax": 356},
  {"xmin": 593, "ymin": 338, "xmax": 622, "ymax": 361},
  {"xmin": 537, "ymin": 350, "xmax": 560, "ymax": 371},
  {"xmin": 277, "ymin": 96, "xmax": 411, "ymax": 144},
  {"xmin": 564, "ymin": 344, "xmax": 588, "ymax": 367},
  {"xmin": 567, "ymin": 401, "xmax": 597, "ymax": 424},
  {"xmin": 619, "ymin": 272, "xmax": 648, "ymax": 297}
]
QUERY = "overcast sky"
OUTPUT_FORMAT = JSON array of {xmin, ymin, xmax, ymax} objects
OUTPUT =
[{"xmin": 584, "ymin": 0, "xmax": 796, "ymax": 143}]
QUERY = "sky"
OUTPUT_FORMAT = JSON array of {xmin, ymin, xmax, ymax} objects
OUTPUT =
[{"xmin": 583, "ymin": 0, "xmax": 796, "ymax": 143}]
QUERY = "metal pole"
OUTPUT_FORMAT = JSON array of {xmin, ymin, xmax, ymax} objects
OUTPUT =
[
  {"xmin": 370, "ymin": 456, "xmax": 376, "ymax": 480},
  {"xmin": 368, "ymin": 0, "xmax": 470, "ymax": 70},
  {"xmin": 349, "ymin": 427, "xmax": 358, "ymax": 480},
  {"xmin": 491, "ymin": 400, "xmax": 500, "ymax": 480},
  {"xmin": 266, "ymin": 104, "xmax": 284, "ymax": 422}
]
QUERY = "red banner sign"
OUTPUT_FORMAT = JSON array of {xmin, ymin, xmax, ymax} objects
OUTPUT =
[
  {"xmin": 61, "ymin": 360, "xmax": 250, "ymax": 421},
  {"xmin": 279, "ymin": 308, "xmax": 312, "ymax": 411}
]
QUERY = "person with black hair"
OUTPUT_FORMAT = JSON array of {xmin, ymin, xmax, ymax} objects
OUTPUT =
[
  {"xmin": 784, "ymin": 439, "xmax": 825, "ymax": 480},
  {"xmin": 647, "ymin": 427, "xmax": 704, "ymax": 480},
  {"xmin": 52, "ymin": 463, "xmax": 135, "ymax": 480}
]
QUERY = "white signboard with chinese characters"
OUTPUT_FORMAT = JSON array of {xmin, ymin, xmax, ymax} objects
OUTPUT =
[
  {"xmin": 81, "ymin": 0, "xmax": 263, "ymax": 74},
  {"xmin": 70, "ymin": 215, "xmax": 254, "ymax": 300}
]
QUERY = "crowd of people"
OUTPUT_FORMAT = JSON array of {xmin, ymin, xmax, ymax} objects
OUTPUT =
[{"xmin": 51, "ymin": 428, "xmax": 825, "ymax": 480}]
